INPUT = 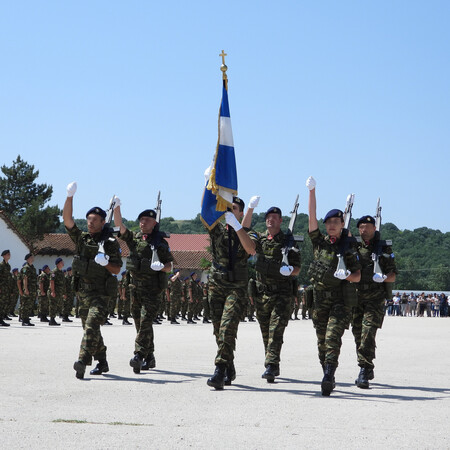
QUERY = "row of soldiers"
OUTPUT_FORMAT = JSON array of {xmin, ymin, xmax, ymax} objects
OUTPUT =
[{"xmin": 0, "ymin": 251, "xmax": 76, "ymax": 326}]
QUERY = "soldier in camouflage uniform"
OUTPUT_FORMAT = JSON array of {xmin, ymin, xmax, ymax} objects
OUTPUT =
[
  {"xmin": 38, "ymin": 265, "xmax": 51, "ymax": 322},
  {"xmin": 244, "ymin": 205, "xmax": 301, "ymax": 383},
  {"xmin": 306, "ymin": 176, "xmax": 361, "ymax": 396},
  {"xmin": 19, "ymin": 253, "xmax": 38, "ymax": 326},
  {"xmin": 48, "ymin": 257, "xmax": 66, "ymax": 326},
  {"xmin": 114, "ymin": 203, "xmax": 173, "ymax": 374},
  {"xmin": 0, "ymin": 250, "xmax": 12, "ymax": 326},
  {"xmin": 167, "ymin": 270, "xmax": 183, "ymax": 324},
  {"xmin": 353, "ymin": 215, "xmax": 397, "ymax": 389},
  {"xmin": 10, "ymin": 268, "xmax": 19, "ymax": 317},
  {"xmin": 63, "ymin": 267, "xmax": 75, "ymax": 322},
  {"xmin": 206, "ymin": 196, "xmax": 259, "ymax": 390},
  {"xmin": 63, "ymin": 182, "xmax": 122, "ymax": 379},
  {"xmin": 201, "ymin": 281, "xmax": 211, "ymax": 323}
]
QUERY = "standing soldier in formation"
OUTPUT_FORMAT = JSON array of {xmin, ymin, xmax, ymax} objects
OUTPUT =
[
  {"xmin": 63, "ymin": 182, "xmax": 122, "ymax": 379},
  {"xmin": 19, "ymin": 253, "xmax": 38, "ymax": 327},
  {"xmin": 0, "ymin": 250, "xmax": 12, "ymax": 326},
  {"xmin": 63, "ymin": 267, "xmax": 75, "ymax": 322},
  {"xmin": 167, "ymin": 270, "xmax": 183, "ymax": 324},
  {"xmin": 201, "ymin": 281, "xmax": 211, "ymax": 324},
  {"xmin": 206, "ymin": 196, "xmax": 258, "ymax": 390},
  {"xmin": 48, "ymin": 257, "xmax": 66, "ymax": 326},
  {"xmin": 9, "ymin": 268, "xmax": 19, "ymax": 318},
  {"xmin": 187, "ymin": 272, "xmax": 198, "ymax": 324},
  {"xmin": 243, "ymin": 204, "xmax": 301, "ymax": 383},
  {"xmin": 353, "ymin": 214, "xmax": 397, "ymax": 389},
  {"xmin": 113, "ymin": 202, "xmax": 173, "ymax": 374},
  {"xmin": 38, "ymin": 265, "xmax": 51, "ymax": 322},
  {"xmin": 306, "ymin": 176, "xmax": 361, "ymax": 396}
]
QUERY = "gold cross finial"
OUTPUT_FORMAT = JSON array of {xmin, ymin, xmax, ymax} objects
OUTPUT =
[{"xmin": 219, "ymin": 50, "xmax": 227, "ymax": 65}]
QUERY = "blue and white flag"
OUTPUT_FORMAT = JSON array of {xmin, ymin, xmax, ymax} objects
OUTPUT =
[{"xmin": 201, "ymin": 79, "xmax": 238, "ymax": 230}]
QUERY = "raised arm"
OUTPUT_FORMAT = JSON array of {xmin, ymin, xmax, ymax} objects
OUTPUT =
[{"xmin": 306, "ymin": 177, "xmax": 318, "ymax": 232}]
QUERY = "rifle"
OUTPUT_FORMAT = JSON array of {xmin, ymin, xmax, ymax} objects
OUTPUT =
[
  {"xmin": 335, "ymin": 193, "xmax": 355, "ymax": 274},
  {"xmin": 281, "ymin": 194, "xmax": 303, "ymax": 267},
  {"xmin": 98, "ymin": 195, "xmax": 119, "ymax": 255},
  {"xmin": 154, "ymin": 191, "xmax": 170, "ymax": 239},
  {"xmin": 372, "ymin": 198, "xmax": 392, "ymax": 278}
]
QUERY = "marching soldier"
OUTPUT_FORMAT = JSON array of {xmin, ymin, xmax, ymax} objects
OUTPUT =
[
  {"xmin": 306, "ymin": 176, "xmax": 361, "ymax": 396},
  {"xmin": 353, "ymin": 214, "xmax": 397, "ymax": 388},
  {"xmin": 63, "ymin": 182, "xmax": 122, "ymax": 379}
]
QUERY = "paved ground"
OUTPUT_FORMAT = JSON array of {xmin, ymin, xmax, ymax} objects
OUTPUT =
[{"xmin": 1, "ymin": 315, "xmax": 449, "ymax": 449}]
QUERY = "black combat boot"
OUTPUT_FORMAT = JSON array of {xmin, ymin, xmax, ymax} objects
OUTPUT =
[
  {"xmin": 49, "ymin": 317, "xmax": 60, "ymax": 326},
  {"xmin": 73, "ymin": 361, "xmax": 86, "ymax": 379},
  {"xmin": 262, "ymin": 364, "xmax": 280, "ymax": 383},
  {"xmin": 355, "ymin": 367, "xmax": 370, "ymax": 389},
  {"xmin": 170, "ymin": 318, "xmax": 180, "ymax": 324},
  {"xmin": 104, "ymin": 319, "xmax": 113, "ymax": 325},
  {"xmin": 202, "ymin": 318, "xmax": 211, "ymax": 324},
  {"xmin": 130, "ymin": 353, "xmax": 143, "ymax": 374},
  {"xmin": 321, "ymin": 364, "xmax": 337, "ymax": 396},
  {"xmin": 0, "ymin": 319, "xmax": 10, "ymax": 326},
  {"xmin": 62, "ymin": 315, "xmax": 73, "ymax": 322},
  {"xmin": 22, "ymin": 319, "xmax": 35, "ymax": 326},
  {"xmin": 224, "ymin": 361, "xmax": 236, "ymax": 386},
  {"xmin": 90, "ymin": 360, "xmax": 109, "ymax": 375},
  {"xmin": 40, "ymin": 316, "xmax": 49, "ymax": 322},
  {"xmin": 142, "ymin": 353, "xmax": 156, "ymax": 370},
  {"xmin": 207, "ymin": 364, "xmax": 227, "ymax": 390},
  {"xmin": 122, "ymin": 317, "xmax": 132, "ymax": 325}
]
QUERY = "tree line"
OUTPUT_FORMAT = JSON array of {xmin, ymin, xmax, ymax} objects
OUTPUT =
[{"xmin": 1, "ymin": 156, "xmax": 450, "ymax": 290}]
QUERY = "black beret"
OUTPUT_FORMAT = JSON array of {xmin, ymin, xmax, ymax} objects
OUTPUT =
[
  {"xmin": 323, "ymin": 209, "xmax": 343, "ymax": 223},
  {"xmin": 138, "ymin": 209, "xmax": 157, "ymax": 220},
  {"xmin": 232, "ymin": 196, "xmax": 245, "ymax": 211},
  {"xmin": 55, "ymin": 257, "xmax": 63, "ymax": 265},
  {"xmin": 42, "ymin": 265, "xmax": 49, "ymax": 270},
  {"xmin": 121, "ymin": 271, "xmax": 126, "ymax": 276},
  {"xmin": 86, "ymin": 207, "xmax": 107, "ymax": 219},
  {"xmin": 1, "ymin": 249, "xmax": 10, "ymax": 256},
  {"xmin": 24, "ymin": 253, "xmax": 33, "ymax": 260},
  {"xmin": 265, "ymin": 207, "xmax": 282, "ymax": 218},
  {"xmin": 357, "ymin": 215, "xmax": 376, "ymax": 228},
  {"xmin": 12, "ymin": 268, "xmax": 18, "ymax": 272},
  {"xmin": 66, "ymin": 266, "xmax": 72, "ymax": 271},
  {"xmin": 190, "ymin": 272, "xmax": 196, "ymax": 277}
]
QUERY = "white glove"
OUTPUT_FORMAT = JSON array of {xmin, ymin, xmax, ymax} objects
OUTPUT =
[
  {"xmin": 66, "ymin": 181, "xmax": 77, "ymax": 197},
  {"xmin": 373, "ymin": 273, "xmax": 387, "ymax": 283},
  {"xmin": 94, "ymin": 253, "xmax": 109, "ymax": 266},
  {"xmin": 280, "ymin": 265, "xmax": 294, "ymax": 276},
  {"xmin": 248, "ymin": 196, "xmax": 260, "ymax": 209},
  {"xmin": 113, "ymin": 196, "xmax": 121, "ymax": 209},
  {"xmin": 334, "ymin": 269, "xmax": 351, "ymax": 280},
  {"xmin": 225, "ymin": 211, "xmax": 242, "ymax": 231},
  {"xmin": 306, "ymin": 176, "xmax": 316, "ymax": 191},
  {"xmin": 151, "ymin": 261, "xmax": 165, "ymax": 271}
]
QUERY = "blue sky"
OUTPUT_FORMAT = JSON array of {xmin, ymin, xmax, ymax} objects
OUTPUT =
[{"xmin": 1, "ymin": 1, "xmax": 449, "ymax": 231}]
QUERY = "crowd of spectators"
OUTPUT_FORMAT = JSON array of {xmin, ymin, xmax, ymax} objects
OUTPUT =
[{"xmin": 386, "ymin": 292, "xmax": 449, "ymax": 317}]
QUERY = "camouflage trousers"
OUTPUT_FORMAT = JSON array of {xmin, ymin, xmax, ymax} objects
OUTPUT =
[
  {"xmin": 351, "ymin": 296, "xmax": 385, "ymax": 369},
  {"xmin": 169, "ymin": 295, "xmax": 181, "ymax": 319},
  {"xmin": 20, "ymin": 294, "xmax": 36, "ymax": 320},
  {"xmin": 48, "ymin": 293, "xmax": 63, "ymax": 318},
  {"xmin": 78, "ymin": 292, "xmax": 109, "ymax": 364},
  {"xmin": 312, "ymin": 289, "xmax": 351, "ymax": 367},
  {"xmin": 208, "ymin": 282, "xmax": 246, "ymax": 365},
  {"xmin": 255, "ymin": 291, "xmax": 291, "ymax": 366},
  {"xmin": 131, "ymin": 288, "xmax": 161, "ymax": 358},
  {"xmin": 0, "ymin": 292, "xmax": 10, "ymax": 318},
  {"xmin": 63, "ymin": 295, "xmax": 74, "ymax": 316},
  {"xmin": 38, "ymin": 295, "xmax": 48, "ymax": 317}
]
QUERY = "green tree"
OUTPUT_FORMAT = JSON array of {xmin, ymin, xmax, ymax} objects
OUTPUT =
[{"xmin": 0, "ymin": 156, "xmax": 60, "ymax": 241}]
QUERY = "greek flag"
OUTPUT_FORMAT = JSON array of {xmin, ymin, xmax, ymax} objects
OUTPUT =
[{"xmin": 201, "ymin": 78, "xmax": 237, "ymax": 230}]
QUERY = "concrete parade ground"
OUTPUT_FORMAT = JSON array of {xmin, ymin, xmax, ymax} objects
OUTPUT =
[{"xmin": 1, "ymin": 315, "xmax": 449, "ymax": 449}]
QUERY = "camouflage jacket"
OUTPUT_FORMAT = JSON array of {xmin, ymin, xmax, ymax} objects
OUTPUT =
[
  {"xmin": 21, "ymin": 263, "xmax": 38, "ymax": 296},
  {"xmin": 0, "ymin": 260, "xmax": 12, "ymax": 296}
]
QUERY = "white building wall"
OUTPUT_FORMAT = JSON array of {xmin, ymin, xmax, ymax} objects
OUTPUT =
[{"xmin": 0, "ymin": 218, "xmax": 31, "ymax": 271}]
